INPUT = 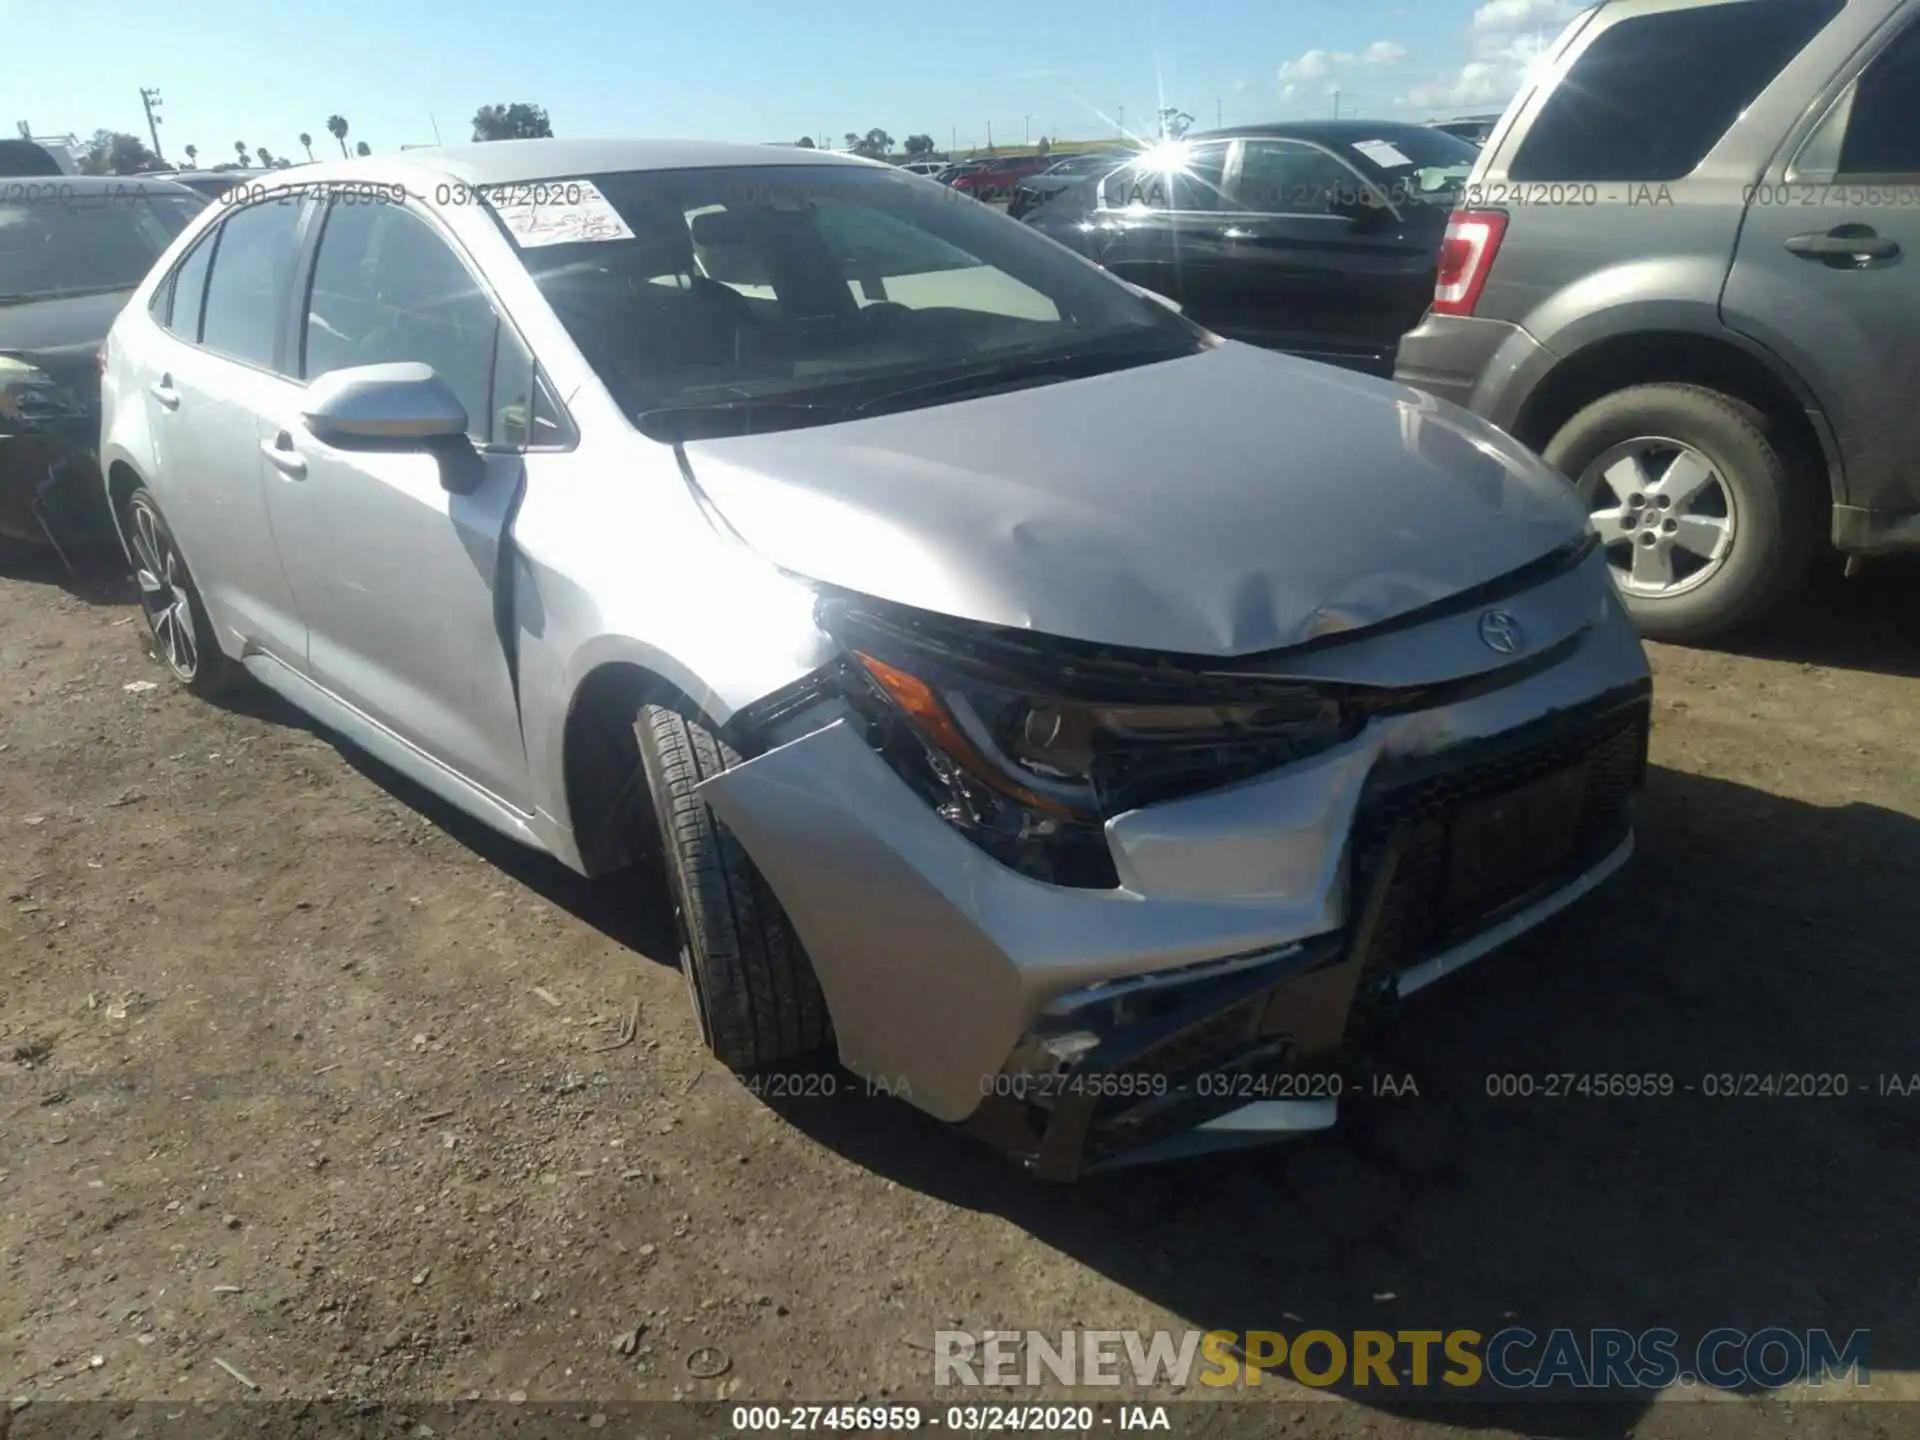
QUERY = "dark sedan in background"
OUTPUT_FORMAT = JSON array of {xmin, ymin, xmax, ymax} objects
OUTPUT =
[
  {"xmin": 1005, "ymin": 149, "xmax": 1138, "ymax": 219},
  {"xmin": 0, "ymin": 175, "xmax": 206, "ymax": 562},
  {"xmin": 1027, "ymin": 121, "xmax": 1477, "ymax": 376}
]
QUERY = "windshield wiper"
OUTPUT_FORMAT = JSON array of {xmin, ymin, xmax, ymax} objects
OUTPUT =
[
  {"xmin": 635, "ymin": 397, "xmax": 859, "ymax": 442},
  {"xmin": 852, "ymin": 335, "xmax": 1189, "ymax": 417}
]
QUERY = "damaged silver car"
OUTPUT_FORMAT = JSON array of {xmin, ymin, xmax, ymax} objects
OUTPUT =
[{"xmin": 99, "ymin": 140, "xmax": 1652, "ymax": 1177}]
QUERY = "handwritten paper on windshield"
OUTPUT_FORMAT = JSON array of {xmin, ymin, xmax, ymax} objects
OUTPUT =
[
  {"xmin": 485, "ymin": 181, "xmax": 636, "ymax": 248},
  {"xmin": 1353, "ymin": 139, "xmax": 1414, "ymax": 169}
]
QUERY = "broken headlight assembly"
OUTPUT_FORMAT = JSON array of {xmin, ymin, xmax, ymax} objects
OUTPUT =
[
  {"xmin": 0, "ymin": 356, "xmax": 90, "ymax": 434},
  {"xmin": 818, "ymin": 597, "xmax": 1363, "ymax": 889}
]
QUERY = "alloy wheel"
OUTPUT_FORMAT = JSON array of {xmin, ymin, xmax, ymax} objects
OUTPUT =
[
  {"xmin": 1578, "ymin": 436, "xmax": 1738, "ymax": 599},
  {"xmin": 129, "ymin": 502, "xmax": 199, "ymax": 681}
]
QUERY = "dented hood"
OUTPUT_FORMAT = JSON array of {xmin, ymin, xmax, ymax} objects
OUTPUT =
[{"xmin": 680, "ymin": 341, "xmax": 1589, "ymax": 657}]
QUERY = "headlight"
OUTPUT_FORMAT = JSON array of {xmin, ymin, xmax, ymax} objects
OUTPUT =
[
  {"xmin": 821, "ymin": 599, "xmax": 1357, "ymax": 888},
  {"xmin": 0, "ymin": 355, "xmax": 88, "ymax": 433}
]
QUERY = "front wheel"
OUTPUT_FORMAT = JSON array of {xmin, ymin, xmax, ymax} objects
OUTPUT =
[
  {"xmin": 635, "ymin": 706, "xmax": 832, "ymax": 1071},
  {"xmin": 1543, "ymin": 383, "xmax": 1818, "ymax": 644},
  {"xmin": 122, "ymin": 488, "xmax": 242, "ymax": 697}
]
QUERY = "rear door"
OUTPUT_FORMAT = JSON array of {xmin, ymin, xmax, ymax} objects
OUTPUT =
[
  {"xmin": 1722, "ymin": 4, "xmax": 1920, "ymax": 515},
  {"xmin": 1089, "ymin": 139, "xmax": 1234, "ymax": 315},
  {"xmin": 255, "ymin": 195, "xmax": 549, "ymax": 813},
  {"xmin": 138, "ymin": 198, "xmax": 311, "ymax": 666},
  {"xmin": 1214, "ymin": 136, "xmax": 1446, "ymax": 374}
]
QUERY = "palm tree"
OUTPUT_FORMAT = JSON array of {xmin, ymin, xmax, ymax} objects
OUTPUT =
[
  {"xmin": 298, "ymin": 132, "xmax": 314, "ymax": 161},
  {"xmin": 354, "ymin": 140, "xmax": 370, "ymax": 157},
  {"xmin": 183, "ymin": 143, "xmax": 198, "ymax": 166},
  {"xmin": 326, "ymin": 114, "xmax": 349, "ymax": 157},
  {"xmin": 235, "ymin": 141, "xmax": 249, "ymax": 166},
  {"xmin": 256, "ymin": 146, "xmax": 274, "ymax": 168}
]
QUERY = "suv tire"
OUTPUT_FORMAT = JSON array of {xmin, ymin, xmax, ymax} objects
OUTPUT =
[
  {"xmin": 1544, "ymin": 383, "xmax": 1816, "ymax": 644},
  {"xmin": 635, "ymin": 705, "xmax": 833, "ymax": 1072}
]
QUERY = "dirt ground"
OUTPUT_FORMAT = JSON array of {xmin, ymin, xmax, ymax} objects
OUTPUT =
[{"xmin": 3, "ymin": 547, "xmax": 1918, "ymax": 1440}]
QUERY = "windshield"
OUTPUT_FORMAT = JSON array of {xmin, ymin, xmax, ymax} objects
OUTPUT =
[
  {"xmin": 506, "ymin": 164, "xmax": 1199, "ymax": 430},
  {"xmin": 1344, "ymin": 128, "xmax": 1481, "ymax": 200},
  {"xmin": 0, "ymin": 188, "xmax": 207, "ymax": 302}
]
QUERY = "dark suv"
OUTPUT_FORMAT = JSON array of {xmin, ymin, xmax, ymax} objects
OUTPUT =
[{"xmin": 1395, "ymin": 0, "xmax": 1919, "ymax": 642}]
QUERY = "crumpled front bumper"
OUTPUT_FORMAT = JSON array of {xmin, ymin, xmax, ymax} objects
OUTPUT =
[
  {"xmin": 699, "ymin": 555, "xmax": 1652, "ymax": 1177},
  {"xmin": 0, "ymin": 422, "xmax": 113, "ymax": 549}
]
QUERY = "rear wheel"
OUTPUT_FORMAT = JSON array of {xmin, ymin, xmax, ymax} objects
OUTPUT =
[
  {"xmin": 1544, "ymin": 383, "xmax": 1818, "ymax": 644},
  {"xmin": 123, "ymin": 487, "xmax": 242, "ymax": 697},
  {"xmin": 635, "ymin": 705, "xmax": 832, "ymax": 1071}
]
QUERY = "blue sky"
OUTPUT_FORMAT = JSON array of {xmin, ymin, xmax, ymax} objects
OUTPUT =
[{"xmin": 8, "ymin": 0, "xmax": 1578, "ymax": 159}]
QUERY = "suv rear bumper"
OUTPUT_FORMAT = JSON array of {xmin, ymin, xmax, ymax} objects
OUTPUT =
[
  {"xmin": 1833, "ymin": 504, "xmax": 1920, "ymax": 557},
  {"xmin": 1393, "ymin": 313, "xmax": 1547, "ymax": 429}
]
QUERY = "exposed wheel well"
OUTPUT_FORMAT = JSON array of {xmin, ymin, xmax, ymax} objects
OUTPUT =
[
  {"xmin": 561, "ymin": 662, "xmax": 727, "ymax": 877},
  {"xmin": 1511, "ymin": 332, "xmax": 1835, "ymax": 507},
  {"xmin": 105, "ymin": 461, "xmax": 143, "ymax": 536}
]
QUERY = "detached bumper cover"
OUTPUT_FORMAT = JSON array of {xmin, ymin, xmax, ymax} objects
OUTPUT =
[
  {"xmin": 0, "ymin": 424, "xmax": 112, "ymax": 547},
  {"xmin": 700, "ymin": 564, "xmax": 1651, "ymax": 1174}
]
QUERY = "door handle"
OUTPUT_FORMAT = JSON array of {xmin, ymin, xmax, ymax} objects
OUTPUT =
[
  {"xmin": 1784, "ymin": 225, "xmax": 1900, "ymax": 264},
  {"xmin": 148, "ymin": 375, "xmax": 179, "ymax": 410},
  {"xmin": 260, "ymin": 433, "xmax": 307, "ymax": 480}
]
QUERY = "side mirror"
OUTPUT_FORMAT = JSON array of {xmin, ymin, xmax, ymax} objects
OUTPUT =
[
  {"xmin": 302, "ymin": 362, "xmax": 484, "ymax": 494},
  {"xmin": 303, "ymin": 362, "xmax": 469, "ymax": 446},
  {"xmin": 1329, "ymin": 192, "xmax": 1396, "ymax": 231}
]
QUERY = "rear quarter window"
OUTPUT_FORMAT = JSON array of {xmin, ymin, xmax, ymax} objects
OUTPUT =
[{"xmin": 1509, "ymin": 0, "xmax": 1846, "ymax": 181}]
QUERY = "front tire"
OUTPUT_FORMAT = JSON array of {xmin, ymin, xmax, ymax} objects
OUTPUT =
[
  {"xmin": 122, "ymin": 488, "xmax": 242, "ymax": 697},
  {"xmin": 635, "ymin": 705, "xmax": 832, "ymax": 1071},
  {"xmin": 1544, "ymin": 383, "xmax": 1818, "ymax": 644}
]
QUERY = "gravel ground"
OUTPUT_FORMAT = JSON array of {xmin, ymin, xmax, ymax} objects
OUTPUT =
[{"xmin": 2, "ymin": 549, "xmax": 1917, "ymax": 1440}]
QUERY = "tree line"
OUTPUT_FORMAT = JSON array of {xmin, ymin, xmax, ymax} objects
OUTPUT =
[{"xmin": 76, "ymin": 102, "xmax": 556, "ymax": 175}]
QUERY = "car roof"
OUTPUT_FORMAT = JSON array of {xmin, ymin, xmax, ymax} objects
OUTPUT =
[
  {"xmin": 3, "ymin": 173, "xmax": 203, "ymax": 197},
  {"xmin": 1182, "ymin": 119, "xmax": 1447, "ymax": 145},
  {"xmin": 274, "ymin": 137, "xmax": 885, "ymax": 192}
]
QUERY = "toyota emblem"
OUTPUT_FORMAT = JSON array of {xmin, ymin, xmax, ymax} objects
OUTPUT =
[{"xmin": 1478, "ymin": 609, "xmax": 1525, "ymax": 654}]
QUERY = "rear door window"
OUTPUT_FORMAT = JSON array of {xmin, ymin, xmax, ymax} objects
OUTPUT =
[
  {"xmin": 1509, "ymin": 0, "xmax": 1846, "ymax": 181},
  {"xmin": 198, "ymin": 199, "xmax": 307, "ymax": 370},
  {"xmin": 159, "ymin": 230, "xmax": 217, "ymax": 338},
  {"xmin": 1838, "ymin": 18, "xmax": 1920, "ymax": 176},
  {"xmin": 1101, "ymin": 141, "xmax": 1231, "ymax": 212}
]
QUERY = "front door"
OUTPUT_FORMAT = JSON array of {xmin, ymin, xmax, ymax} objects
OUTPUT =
[
  {"xmin": 1723, "ymin": 8, "xmax": 1920, "ymax": 519},
  {"xmin": 258, "ymin": 195, "xmax": 539, "ymax": 814}
]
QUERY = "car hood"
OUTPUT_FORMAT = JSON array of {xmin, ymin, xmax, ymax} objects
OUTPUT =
[
  {"xmin": 680, "ymin": 341, "xmax": 1590, "ymax": 657},
  {"xmin": 0, "ymin": 288, "xmax": 131, "ymax": 353}
]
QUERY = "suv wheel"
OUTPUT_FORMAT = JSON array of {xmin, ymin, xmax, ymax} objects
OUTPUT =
[
  {"xmin": 635, "ymin": 705, "xmax": 833, "ymax": 1072},
  {"xmin": 123, "ymin": 488, "xmax": 242, "ymax": 697},
  {"xmin": 1543, "ymin": 383, "xmax": 1816, "ymax": 644}
]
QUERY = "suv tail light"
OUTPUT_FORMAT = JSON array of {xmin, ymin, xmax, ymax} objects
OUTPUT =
[{"xmin": 1432, "ymin": 209, "xmax": 1508, "ymax": 317}]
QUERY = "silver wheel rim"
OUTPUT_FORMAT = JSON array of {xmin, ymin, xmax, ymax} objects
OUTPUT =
[
  {"xmin": 129, "ymin": 503, "xmax": 199, "ymax": 681},
  {"xmin": 1578, "ymin": 436, "xmax": 1738, "ymax": 600}
]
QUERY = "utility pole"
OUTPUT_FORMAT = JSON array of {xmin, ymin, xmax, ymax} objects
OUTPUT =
[
  {"xmin": 951, "ymin": 124, "xmax": 957, "ymax": 154},
  {"xmin": 1332, "ymin": 88, "xmax": 1341, "ymax": 120},
  {"xmin": 987, "ymin": 119, "xmax": 993, "ymax": 149},
  {"xmin": 1217, "ymin": 99, "xmax": 1223, "ymax": 128},
  {"xmin": 1024, "ymin": 115, "xmax": 1031, "ymax": 144},
  {"xmin": 139, "ymin": 87, "xmax": 165, "ymax": 160},
  {"xmin": 1117, "ymin": 104, "xmax": 1125, "ymax": 136}
]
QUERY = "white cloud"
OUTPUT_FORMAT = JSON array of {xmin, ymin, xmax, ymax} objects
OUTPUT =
[
  {"xmin": 1471, "ymin": 0, "xmax": 1577, "ymax": 31},
  {"xmin": 1279, "ymin": 48, "xmax": 1346, "ymax": 84},
  {"xmin": 1277, "ymin": 38, "xmax": 1409, "ymax": 96},
  {"xmin": 1398, "ymin": 0, "xmax": 1572, "ymax": 112}
]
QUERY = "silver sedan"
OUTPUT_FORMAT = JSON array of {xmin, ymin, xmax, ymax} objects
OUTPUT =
[{"xmin": 99, "ymin": 139, "xmax": 1652, "ymax": 1177}]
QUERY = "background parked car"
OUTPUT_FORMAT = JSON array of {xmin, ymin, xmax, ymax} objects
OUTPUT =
[
  {"xmin": 0, "ymin": 139, "xmax": 79, "ymax": 177},
  {"xmin": 949, "ymin": 154, "xmax": 1054, "ymax": 202},
  {"xmin": 1029, "ymin": 121, "xmax": 1478, "ymax": 375},
  {"xmin": 898, "ymin": 159, "xmax": 946, "ymax": 178},
  {"xmin": 1396, "ymin": 0, "xmax": 1919, "ymax": 643},
  {"xmin": 167, "ymin": 169, "xmax": 270, "ymax": 200},
  {"xmin": 0, "ymin": 175, "xmax": 207, "ymax": 563},
  {"xmin": 1005, "ymin": 149, "xmax": 1136, "ymax": 219},
  {"xmin": 1429, "ymin": 114, "xmax": 1503, "ymax": 147},
  {"xmin": 933, "ymin": 161, "xmax": 986, "ymax": 186}
]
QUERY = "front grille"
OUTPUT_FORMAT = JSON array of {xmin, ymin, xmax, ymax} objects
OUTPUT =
[{"xmin": 1351, "ymin": 690, "xmax": 1650, "ymax": 985}]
